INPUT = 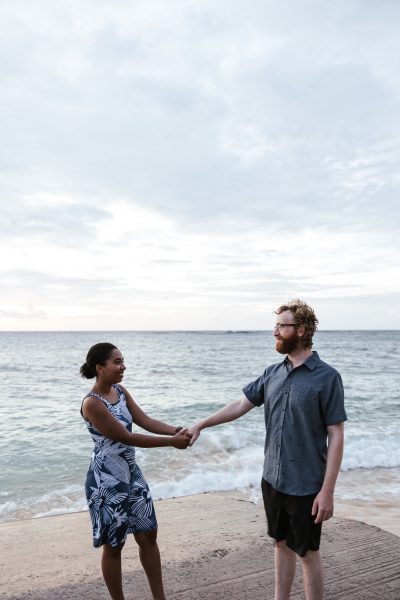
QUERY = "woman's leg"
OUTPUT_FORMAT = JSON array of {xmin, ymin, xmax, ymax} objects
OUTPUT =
[
  {"xmin": 101, "ymin": 543, "xmax": 125, "ymax": 600},
  {"xmin": 134, "ymin": 529, "xmax": 166, "ymax": 600}
]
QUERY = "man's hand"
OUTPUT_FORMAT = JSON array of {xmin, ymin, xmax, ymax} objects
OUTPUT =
[
  {"xmin": 312, "ymin": 489, "xmax": 334, "ymax": 524},
  {"xmin": 187, "ymin": 425, "xmax": 201, "ymax": 446}
]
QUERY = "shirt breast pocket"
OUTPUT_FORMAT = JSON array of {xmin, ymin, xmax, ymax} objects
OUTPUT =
[{"xmin": 288, "ymin": 383, "xmax": 319, "ymax": 417}]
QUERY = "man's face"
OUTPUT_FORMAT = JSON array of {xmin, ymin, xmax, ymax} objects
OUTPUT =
[{"xmin": 273, "ymin": 310, "xmax": 300, "ymax": 354}]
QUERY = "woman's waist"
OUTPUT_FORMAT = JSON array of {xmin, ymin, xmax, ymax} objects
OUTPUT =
[{"xmin": 91, "ymin": 442, "xmax": 136, "ymax": 457}]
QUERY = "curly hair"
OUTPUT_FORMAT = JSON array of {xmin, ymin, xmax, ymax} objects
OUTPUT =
[{"xmin": 275, "ymin": 299, "xmax": 319, "ymax": 348}]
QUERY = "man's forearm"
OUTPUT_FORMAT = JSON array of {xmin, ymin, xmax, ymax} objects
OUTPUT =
[
  {"xmin": 321, "ymin": 422, "xmax": 344, "ymax": 493},
  {"xmin": 312, "ymin": 422, "xmax": 345, "ymax": 523},
  {"xmin": 195, "ymin": 396, "xmax": 254, "ymax": 431}
]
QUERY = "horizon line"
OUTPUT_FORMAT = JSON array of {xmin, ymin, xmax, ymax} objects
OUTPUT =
[{"xmin": 0, "ymin": 328, "xmax": 399, "ymax": 334}]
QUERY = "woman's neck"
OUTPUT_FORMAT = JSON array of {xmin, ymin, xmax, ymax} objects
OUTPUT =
[{"xmin": 92, "ymin": 379, "xmax": 114, "ymax": 397}]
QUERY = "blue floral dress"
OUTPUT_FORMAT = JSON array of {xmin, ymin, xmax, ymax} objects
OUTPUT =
[{"xmin": 82, "ymin": 384, "xmax": 157, "ymax": 547}]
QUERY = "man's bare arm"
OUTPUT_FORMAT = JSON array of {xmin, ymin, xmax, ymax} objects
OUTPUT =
[
  {"xmin": 188, "ymin": 396, "xmax": 255, "ymax": 445},
  {"xmin": 312, "ymin": 421, "xmax": 345, "ymax": 523}
]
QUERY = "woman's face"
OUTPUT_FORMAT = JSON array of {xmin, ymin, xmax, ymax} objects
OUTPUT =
[{"xmin": 97, "ymin": 348, "xmax": 126, "ymax": 383}]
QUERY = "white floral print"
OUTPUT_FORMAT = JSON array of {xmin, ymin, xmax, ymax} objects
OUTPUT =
[{"xmin": 82, "ymin": 385, "xmax": 157, "ymax": 547}]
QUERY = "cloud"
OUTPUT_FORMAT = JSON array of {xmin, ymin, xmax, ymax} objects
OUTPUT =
[
  {"xmin": 0, "ymin": 198, "xmax": 111, "ymax": 241},
  {"xmin": 0, "ymin": 305, "xmax": 46, "ymax": 320},
  {"xmin": 0, "ymin": 1, "xmax": 399, "ymax": 329},
  {"xmin": 1, "ymin": 1, "xmax": 399, "ymax": 227}
]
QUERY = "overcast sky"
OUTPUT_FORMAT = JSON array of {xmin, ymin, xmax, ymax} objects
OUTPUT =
[{"xmin": 1, "ymin": 0, "xmax": 399, "ymax": 331}]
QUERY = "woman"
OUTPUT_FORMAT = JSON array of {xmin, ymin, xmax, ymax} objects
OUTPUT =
[{"xmin": 80, "ymin": 342, "xmax": 190, "ymax": 600}]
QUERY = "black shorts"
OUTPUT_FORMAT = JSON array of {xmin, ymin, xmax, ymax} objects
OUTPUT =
[{"xmin": 261, "ymin": 478, "xmax": 322, "ymax": 557}]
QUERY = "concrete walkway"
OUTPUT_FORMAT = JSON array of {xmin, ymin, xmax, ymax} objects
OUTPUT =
[{"xmin": 2, "ymin": 492, "xmax": 399, "ymax": 599}]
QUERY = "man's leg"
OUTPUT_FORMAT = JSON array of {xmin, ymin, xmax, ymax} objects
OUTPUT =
[
  {"xmin": 262, "ymin": 480, "xmax": 296, "ymax": 600},
  {"xmin": 300, "ymin": 549, "xmax": 324, "ymax": 600},
  {"xmin": 274, "ymin": 540, "xmax": 297, "ymax": 600},
  {"xmin": 283, "ymin": 490, "xmax": 323, "ymax": 600}
]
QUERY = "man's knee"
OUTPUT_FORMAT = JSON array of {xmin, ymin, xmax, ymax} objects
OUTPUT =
[
  {"xmin": 300, "ymin": 549, "xmax": 321, "ymax": 564},
  {"xmin": 275, "ymin": 540, "xmax": 297, "ymax": 557}
]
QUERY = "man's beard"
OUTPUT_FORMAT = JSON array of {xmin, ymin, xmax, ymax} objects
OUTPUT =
[{"xmin": 275, "ymin": 332, "xmax": 300, "ymax": 355}]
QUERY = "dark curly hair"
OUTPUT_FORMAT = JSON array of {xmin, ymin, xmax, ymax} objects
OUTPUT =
[
  {"xmin": 80, "ymin": 342, "xmax": 117, "ymax": 379},
  {"xmin": 275, "ymin": 299, "xmax": 319, "ymax": 348}
]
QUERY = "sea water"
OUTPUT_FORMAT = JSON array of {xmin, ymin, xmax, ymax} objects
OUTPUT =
[{"xmin": 0, "ymin": 330, "xmax": 399, "ymax": 522}]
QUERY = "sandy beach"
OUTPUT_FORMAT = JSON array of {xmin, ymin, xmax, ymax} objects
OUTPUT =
[{"xmin": 1, "ymin": 491, "xmax": 399, "ymax": 600}]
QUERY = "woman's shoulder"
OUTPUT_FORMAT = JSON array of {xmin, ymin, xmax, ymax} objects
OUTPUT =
[
  {"xmin": 114, "ymin": 383, "xmax": 129, "ymax": 398},
  {"xmin": 82, "ymin": 392, "xmax": 109, "ymax": 412},
  {"xmin": 81, "ymin": 392, "xmax": 106, "ymax": 422}
]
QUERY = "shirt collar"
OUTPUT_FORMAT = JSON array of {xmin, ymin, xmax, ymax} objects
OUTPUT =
[{"xmin": 283, "ymin": 350, "xmax": 319, "ymax": 371}]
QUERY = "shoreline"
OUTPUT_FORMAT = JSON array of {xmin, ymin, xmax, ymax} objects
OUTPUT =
[
  {"xmin": 2, "ymin": 488, "xmax": 399, "ymax": 538},
  {"xmin": 2, "ymin": 490, "xmax": 400, "ymax": 599},
  {"xmin": 334, "ymin": 497, "xmax": 400, "ymax": 537}
]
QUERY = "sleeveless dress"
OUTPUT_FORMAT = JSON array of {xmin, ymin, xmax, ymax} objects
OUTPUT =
[{"xmin": 82, "ymin": 384, "xmax": 157, "ymax": 548}]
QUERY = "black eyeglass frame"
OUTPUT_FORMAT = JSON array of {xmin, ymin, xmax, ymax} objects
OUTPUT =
[{"xmin": 273, "ymin": 323, "xmax": 299, "ymax": 331}]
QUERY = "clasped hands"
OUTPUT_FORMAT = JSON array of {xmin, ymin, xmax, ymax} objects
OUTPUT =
[{"xmin": 170, "ymin": 424, "xmax": 201, "ymax": 449}]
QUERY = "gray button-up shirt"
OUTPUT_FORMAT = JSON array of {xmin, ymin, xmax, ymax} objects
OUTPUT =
[{"xmin": 243, "ymin": 351, "xmax": 346, "ymax": 496}]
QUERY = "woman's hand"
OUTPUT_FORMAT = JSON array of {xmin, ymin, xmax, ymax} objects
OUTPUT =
[{"xmin": 170, "ymin": 428, "xmax": 192, "ymax": 449}]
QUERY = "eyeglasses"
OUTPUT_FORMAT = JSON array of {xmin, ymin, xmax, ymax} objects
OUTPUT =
[{"xmin": 273, "ymin": 323, "xmax": 298, "ymax": 332}]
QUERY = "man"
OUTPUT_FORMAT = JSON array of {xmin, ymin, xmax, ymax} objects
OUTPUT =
[{"xmin": 188, "ymin": 299, "xmax": 346, "ymax": 600}]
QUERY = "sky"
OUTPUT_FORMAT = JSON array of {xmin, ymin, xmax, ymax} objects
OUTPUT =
[{"xmin": 1, "ymin": 0, "xmax": 399, "ymax": 331}]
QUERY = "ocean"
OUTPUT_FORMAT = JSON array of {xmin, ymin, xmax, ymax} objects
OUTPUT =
[{"xmin": 1, "ymin": 330, "xmax": 399, "ymax": 523}]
